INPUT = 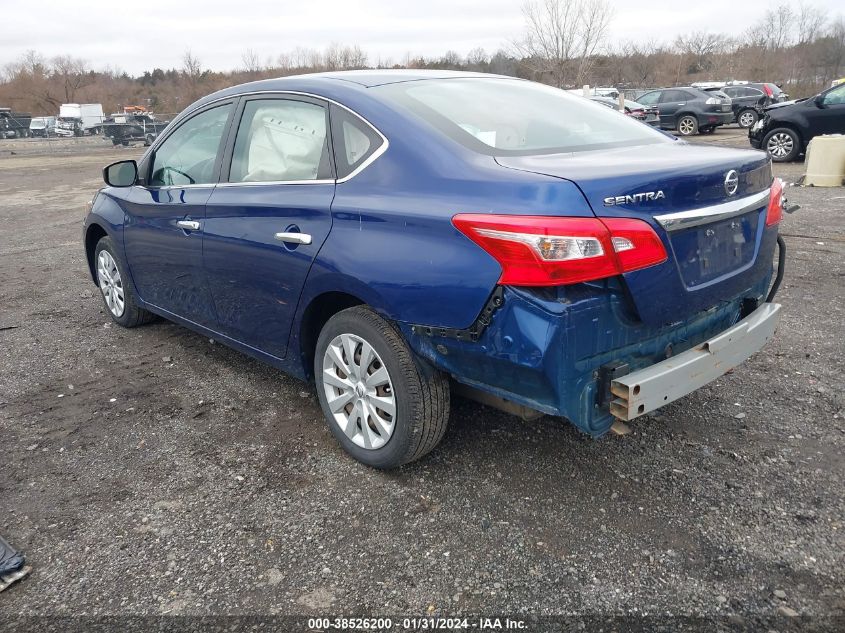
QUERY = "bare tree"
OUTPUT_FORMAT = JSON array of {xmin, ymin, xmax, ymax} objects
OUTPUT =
[
  {"xmin": 241, "ymin": 48, "xmax": 262, "ymax": 73},
  {"xmin": 817, "ymin": 17, "xmax": 845, "ymax": 82},
  {"xmin": 466, "ymin": 47, "xmax": 489, "ymax": 70},
  {"xmin": 796, "ymin": 2, "xmax": 827, "ymax": 45},
  {"xmin": 574, "ymin": 0, "xmax": 614, "ymax": 84},
  {"xmin": 514, "ymin": 0, "xmax": 613, "ymax": 88},
  {"xmin": 181, "ymin": 50, "xmax": 202, "ymax": 79},
  {"xmin": 618, "ymin": 42, "xmax": 663, "ymax": 87},
  {"xmin": 51, "ymin": 55, "xmax": 92, "ymax": 103},
  {"xmin": 674, "ymin": 31, "xmax": 727, "ymax": 76}
]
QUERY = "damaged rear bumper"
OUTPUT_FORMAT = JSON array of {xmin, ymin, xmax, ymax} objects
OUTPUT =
[
  {"xmin": 404, "ymin": 271, "xmax": 776, "ymax": 436},
  {"xmin": 609, "ymin": 302, "xmax": 781, "ymax": 421}
]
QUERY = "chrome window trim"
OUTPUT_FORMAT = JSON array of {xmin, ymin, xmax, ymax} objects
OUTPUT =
[
  {"xmin": 168, "ymin": 89, "xmax": 389, "ymax": 186},
  {"xmin": 217, "ymin": 179, "xmax": 335, "ymax": 188},
  {"xmin": 145, "ymin": 183, "xmax": 217, "ymax": 191},
  {"xmin": 654, "ymin": 188, "xmax": 771, "ymax": 231}
]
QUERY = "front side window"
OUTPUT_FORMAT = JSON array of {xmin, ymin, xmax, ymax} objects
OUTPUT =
[
  {"xmin": 150, "ymin": 104, "xmax": 232, "ymax": 186},
  {"xmin": 636, "ymin": 91, "xmax": 660, "ymax": 105},
  {"xmin": 821, "ymin": 84, "xmax": 845, "ymax": 106},
  {"xmin": 229, "ymin": 99, "xmax": 331, "ymax": 183},
  {"xmin": 375, "ymin": 78, "xmax": 668, "ymax": 156}
]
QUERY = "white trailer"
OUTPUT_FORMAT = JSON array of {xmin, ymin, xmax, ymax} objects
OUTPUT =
[{"xmin": 56, "ymin": 103, "xmax": 104, "ymax": 137}]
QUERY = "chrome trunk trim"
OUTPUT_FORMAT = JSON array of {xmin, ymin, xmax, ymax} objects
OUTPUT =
[{"xmin": 654, "ymin": 188, "xmax": 770, "ymax": 231}]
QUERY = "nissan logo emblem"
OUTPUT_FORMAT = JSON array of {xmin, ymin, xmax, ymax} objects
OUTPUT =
[{"xmin": 724, "ymin": 170, "xmax": 739, "ymax": 196}]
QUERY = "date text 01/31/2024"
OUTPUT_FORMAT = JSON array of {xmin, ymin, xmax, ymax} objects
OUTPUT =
[{"xmin": 307, "ymin": 617, "xmax": 527, "ymax": 630}]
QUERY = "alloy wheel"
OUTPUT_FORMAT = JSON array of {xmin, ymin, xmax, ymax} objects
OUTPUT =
[
  {"xmin": 767, "ymin": 133, "xmax": 793, "ymax": 158},
  {"xmin": 738, "ymin": 111, "xmax": 756, "ymax": 128},
  {"xmin": 321, "ymin": 333, "xmax": 396, "ymax": 450},
  {"xmin": 678, "ymin": 117, "xmax": 695, "ymax": 135},
  {"xmin": 97, "ymin": 250, "xmax": 125, "ymax": 317}
]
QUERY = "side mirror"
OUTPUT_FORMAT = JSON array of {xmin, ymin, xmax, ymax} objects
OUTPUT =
[
  {"xmin": 814, "ymin": 94, "xmax": 825, "ymax": 108},
  {"xmin": 103, "ymin": 160, "xmax": 138, "ymax": 187}
]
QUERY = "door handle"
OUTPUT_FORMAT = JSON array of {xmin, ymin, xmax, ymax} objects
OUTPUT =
[
  {"xmin": 176, "ymin": 220, "xmax": 201, "ymax": 231},
  {"xmin": 274, "ymin": 232, "xmax": 312, "ymax": 245}
]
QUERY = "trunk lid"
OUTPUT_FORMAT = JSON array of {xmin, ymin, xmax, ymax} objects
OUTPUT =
[{"xmin": 496, "ymin": 143, "xmax": 775, "ymax": 326}]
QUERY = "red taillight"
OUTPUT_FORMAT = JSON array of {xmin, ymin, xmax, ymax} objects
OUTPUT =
[
  {"xmin": 766, "ymin": 178, "xmax": 783, "ymax": 226},
  {"xmin": 601, "ymin": 218, "xmax": 668, "ymax": 272},
  {"xmin": 451, "ymin": 214, "xmax": 668, "ymax": 286}
]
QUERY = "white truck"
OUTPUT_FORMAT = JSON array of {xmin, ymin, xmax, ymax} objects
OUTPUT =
[{"xmin": 55, "ymin": 103, "xmax": 104, "ymax": 137}]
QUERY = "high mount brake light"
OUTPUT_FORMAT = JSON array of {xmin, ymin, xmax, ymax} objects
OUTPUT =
[
  {"xmin": 766, "ymin": 178, "xmax": 784, "ymax": 226},
  {"xmin": 452, "ymin": 214, "xmax": 668, "ymax": 286}
]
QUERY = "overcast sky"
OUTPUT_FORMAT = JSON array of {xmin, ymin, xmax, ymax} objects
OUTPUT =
[{"xmin": 2, "ymin": 0, "xmax": 843, "ymax": 75}]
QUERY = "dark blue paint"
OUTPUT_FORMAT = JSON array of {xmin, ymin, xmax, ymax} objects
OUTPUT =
[
  {"xmin": 122, "ymin": 185, "xmax": 218, "ymax": 328},
  {"xmin": 82, "ymin": 70, "xmax": 781, "ymax": 436},
  {"xmin": 203, "ymin": 184, "xmax": 336, "ymax": 358},
  {"xmin": 402, "ymin": 272, "xmax": 772, "ymax": 435}
]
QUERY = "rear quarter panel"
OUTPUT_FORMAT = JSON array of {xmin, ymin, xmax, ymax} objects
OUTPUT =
[{"xmin": 299, "ymin": 119, "xmax": 595, "ymax": 332}]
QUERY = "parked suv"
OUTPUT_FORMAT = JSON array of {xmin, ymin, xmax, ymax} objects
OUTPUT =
[
  {"xmin": 711, "ymin": 83, "xmax": 787, "ymax": 129},
  {"xmin": 749, "ymin": 82, "xmax": 845, "ymax": 161},
  {"xmin": 636, "ymin": 87, "xmax": 733, "ymax": 136}
]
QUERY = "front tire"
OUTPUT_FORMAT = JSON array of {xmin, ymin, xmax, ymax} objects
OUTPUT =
[
  {"xmin": 676, "ymin": 115, "xmax": 698, "ymax": 136},
  {"xmin": 314, "ymin": 306, "xmax": 450, "ymax": 468},
  {"xmin": 94, "ymin": 236, "xmax": 154, "ymax": 327},
  {"xmin": 764, "ymin": 127, "xmax": 801, "ymax": 162}
]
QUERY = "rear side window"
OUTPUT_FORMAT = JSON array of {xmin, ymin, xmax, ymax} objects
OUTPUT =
[
  {"xmin": 150, "ymin": 104, "xmax": 232, "ymax": 186},
  {"xmin": 229, "ymin": 99, "xmax": 332, "ymax": 183},
  {"xmin": 330, "ymin": 105, "xmax": 384, "ymax": 179}
]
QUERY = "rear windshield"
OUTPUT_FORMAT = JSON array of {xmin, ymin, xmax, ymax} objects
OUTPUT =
[{"xmin": 374, "ymin": 78, "xmax": 670, "ymax": 156}]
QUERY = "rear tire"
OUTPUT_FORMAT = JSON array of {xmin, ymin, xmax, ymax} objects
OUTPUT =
[
  {"xmin": 763, "ymin": 127, "xmax": 801, "ymax": 162},
  {"xmin": 737, "ymin": 109, "xmax": 758, "ymax": 129},
  {"xmin": 676, "ymin": 115, "xmax": 698, "ymax": 136},
  {"xmin": 314, "ymin": 306, "xmax": 450, "ymax": 468},
  {"xmin": 94, "ymin": 236, "xmax": 155, "ymax": 328}
]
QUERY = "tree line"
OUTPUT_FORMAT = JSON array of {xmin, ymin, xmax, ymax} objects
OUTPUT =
[{"xmin": 2, "ymin": 0, "xmax": 843, "ymax": 117}]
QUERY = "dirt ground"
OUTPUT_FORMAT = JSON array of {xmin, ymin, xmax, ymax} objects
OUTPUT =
[{"xmin": 0, "ymin": 129, "xmax": 843, "ymax": 630}]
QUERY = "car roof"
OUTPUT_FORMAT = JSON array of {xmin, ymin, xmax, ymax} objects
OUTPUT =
[
  {"xmin": 182, "ymin": 70, "xmax": 526, "ymax": 120},
  {"xmin": 256, "ymin": 69, "xmax": 514, "ymax": 89}
]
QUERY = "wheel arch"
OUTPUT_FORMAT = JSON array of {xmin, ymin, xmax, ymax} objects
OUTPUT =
[
  {"xmin": 84, "ymin": 222, "xmax": 109, "ymax": 284},
  {"xmin": 766, "ymin": 122, "xmax": 804, "ymax": 148},
  {"xmin": 675, "ymin": 112, "xmax": 699, "ymax": 132},
  {"xmin": 296, "ymin": 290, "xmax": 368, "ymax": 381}
]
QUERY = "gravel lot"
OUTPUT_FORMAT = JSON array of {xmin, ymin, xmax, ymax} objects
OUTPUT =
[{"xmin": 0, "ymin": 129, "xmax": 843, "ymax": 630}]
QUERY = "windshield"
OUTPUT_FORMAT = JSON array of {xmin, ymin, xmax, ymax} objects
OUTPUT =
[{"xmin": 375, "ymin": 78, "xmax": 670, "ymax": 156}]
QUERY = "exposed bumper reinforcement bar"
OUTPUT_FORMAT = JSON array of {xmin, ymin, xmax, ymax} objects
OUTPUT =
[{"xmin": 609, "ymin": 302, "xmax": 782, "ymax": 421}]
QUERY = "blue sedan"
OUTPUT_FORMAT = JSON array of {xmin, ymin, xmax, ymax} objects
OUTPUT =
[{"xmin": 84, "ymin": 70, "xmax": 785, "ymax": 467}]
